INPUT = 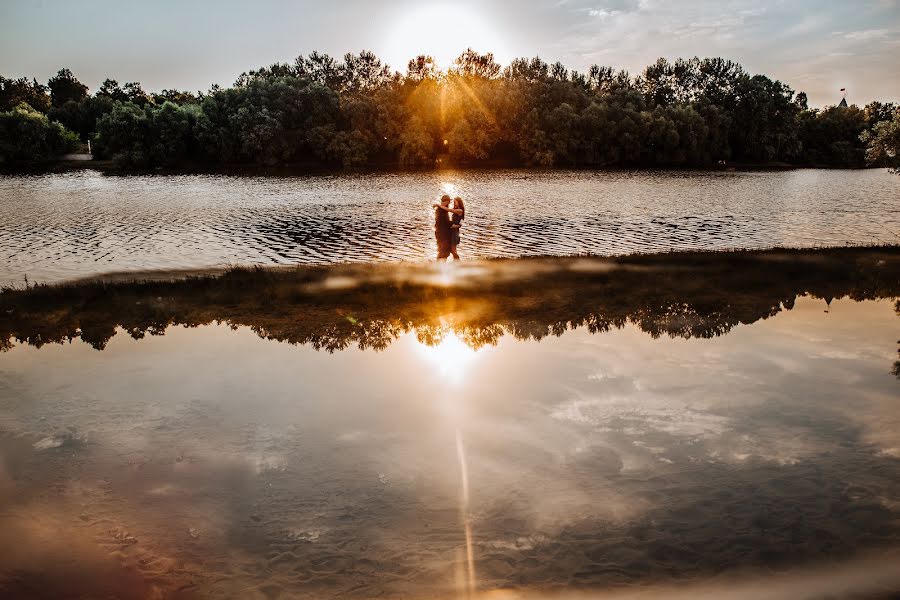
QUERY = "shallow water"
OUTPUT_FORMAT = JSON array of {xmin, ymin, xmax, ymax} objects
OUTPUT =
[
  {"xmin": 1, "ymin": 168, "xmax": 899, "ymax": 286},
  {"xmin": 1, "ymin": 254, "xmax": 899, "ymax": 599}
]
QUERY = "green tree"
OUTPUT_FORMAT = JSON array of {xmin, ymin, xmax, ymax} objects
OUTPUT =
[
  {"xmin": 48, "ymin": 68, "xmax": 88, "ymax": 107},
  {"xmin": 146, "ymin": 102, "xmax": 203, "ymax": 166},
  {"xmin": 730, "ymin": 75, "xmax": 800, "ymax": 162},
  {"xmin": 0, "ymin": 103, "xmax": 78, "ymax": 163},
  {"xmin": 295, "ymin": 52, "xmax": 344, "ymax": 91},
  {"xmin": 861, "ymin": 108, "xmax": 900, "ymax": 170},
  {"xmin": 150, "ymin": 89, "xmax": 199, "ymax": 106},
  {"xmin": 94, "ymin": 102, "xmax": 149, "ymax": 166},
  {"xmin": 0, "ymin": 76, "xmax": 50, "ymax": 112},
  {"xmin": 5, "ymin": 52, "xmax": 894, "ymax": 171},
  {"xmin": 341, "ymin": 51, "xmax": 394, "ymax": 93},
  {"xmin": 447, "ymin": 112, "xmax": 494, "ymax": 162},
  {"xmin": 49, "ymin": 95, "xmax": 116, "ymax": 142},
  {"xmin": 97, "ymin": 79, "xmax": 128, "ymax": 102},
  {"xmin": 450, "ymin": 49, "xmax": 501, "ymax": 79},
  {"xmin": 124, "ymin": 82, "xmax": 149, "ymax": 107},
  {"xmin": 406, "ymin": 55, "xmax": 438, "ymax": 81},
  {"xmin": 799, "ymin": 104, "xmax": 868, "ymax": 166},
  {"xmin": 863, "ymin": 101, "xmax": 897, "ymax": 128},
  {"xmin": 397, "ymin": 115, "xmax": 433, "ymax": 165}
]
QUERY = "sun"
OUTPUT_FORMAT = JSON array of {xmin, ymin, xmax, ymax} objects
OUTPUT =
[{"xmin": 381, "ymin": 4, "xmax": 508, "ymax": 72}]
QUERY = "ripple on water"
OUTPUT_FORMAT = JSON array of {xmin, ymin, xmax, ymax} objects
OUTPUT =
[{"xmin": 0, "ymin": 168, "xmax": 898, "ymax": 285}]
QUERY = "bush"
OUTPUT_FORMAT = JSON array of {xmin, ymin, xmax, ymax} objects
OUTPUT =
[{"xmin": 0, "ymin": 103, "xmax": 79, "ymax": 163}]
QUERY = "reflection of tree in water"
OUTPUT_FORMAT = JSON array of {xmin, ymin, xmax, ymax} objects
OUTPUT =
[
  {"xmin": 1, "ymin": 248, "xmax": 898, "ymax": 362},
  {"xmin": 894, "ymin": 352, "xmax": 900, "ymax": 380},
  {"xmin": 894, "ymin": 300, "xmax": 900, "ymax": 380}
]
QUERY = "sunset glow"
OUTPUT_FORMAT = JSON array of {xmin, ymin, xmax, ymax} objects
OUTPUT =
[{"xmin": 382, "ymin": 4, "xmax": 508, "ymax": 71}]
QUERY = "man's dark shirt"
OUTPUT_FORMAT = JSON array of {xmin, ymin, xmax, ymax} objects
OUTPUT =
[{"xmin": 434, "ymin": 206, "xmax": 452, "ymax": 250}]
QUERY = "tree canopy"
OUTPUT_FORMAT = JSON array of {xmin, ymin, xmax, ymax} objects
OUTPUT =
[{"xmin": 1, "ymin": 51, "xmax": 898, "ymax": 170}]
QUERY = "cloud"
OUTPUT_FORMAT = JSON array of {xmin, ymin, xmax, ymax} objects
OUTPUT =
[
  {"xmin": 564, "ymin": 0, "xmax": 645, "ymax": 16},
  {"xmin": 588, "ymin": 8, "xmax": 622, "ymax": 19},
  {"xmin": 785, "ymin": 14, "xmax": 831, "ymax": 36},
  {"xmin": 843, "ymin": 28, "xmax": 891, "ymax": 40}
]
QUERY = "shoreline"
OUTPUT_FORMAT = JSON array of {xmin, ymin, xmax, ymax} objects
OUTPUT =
[
  {"xmin": 0, "ymin": 159, "xmax": 882, "ymax": 177},
  {"xmin": 2, "ymin": 244, "xmax": 898, "ymax": 291}
]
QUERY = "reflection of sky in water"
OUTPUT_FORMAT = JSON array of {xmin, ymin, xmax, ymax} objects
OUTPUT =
[{"xmin": 0, "ymin": 297, "xmax": 899, "ymax": 598}]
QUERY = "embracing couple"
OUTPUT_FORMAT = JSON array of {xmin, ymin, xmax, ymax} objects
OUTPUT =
[{"xmin": 433, "ymin": 194, "xmax": 466, "ymax": 260}]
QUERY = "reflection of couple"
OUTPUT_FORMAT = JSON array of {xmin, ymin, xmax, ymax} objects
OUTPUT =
[{"xmin": 433, "ymin": 194, "xmax": 465, "ymax": 260}]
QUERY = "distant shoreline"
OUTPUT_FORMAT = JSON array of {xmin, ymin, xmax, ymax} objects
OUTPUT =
[{"xmin": 0, "ymin": 159, "xmax": 880, "ymax": 176}]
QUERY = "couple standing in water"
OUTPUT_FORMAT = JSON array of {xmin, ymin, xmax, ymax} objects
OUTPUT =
[{"xmin": 433, "ymin": 194, "xmax": 465, "ymax": 260}]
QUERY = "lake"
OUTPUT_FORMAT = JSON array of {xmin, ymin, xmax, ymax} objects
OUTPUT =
[
  {"xmin": 1, "ymin": 249, "xmax": 899, "ymax": 599},
  {"xmin": 1, "ymin": 168, "xmax": 899, "ymax": 287}
]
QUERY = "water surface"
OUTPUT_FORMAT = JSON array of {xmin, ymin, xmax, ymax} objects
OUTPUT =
[
  {"xmin": 1, "ymin": 251, "xmax": 899, "ymax": 599},
  {"xmin": 1, "ymin": 168, "xmax": 898, "ymax": 286}
]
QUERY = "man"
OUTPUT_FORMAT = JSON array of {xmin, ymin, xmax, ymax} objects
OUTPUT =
[{"xmin": 433, "ymin": 194, "xmax": 452, "ymax": 260}]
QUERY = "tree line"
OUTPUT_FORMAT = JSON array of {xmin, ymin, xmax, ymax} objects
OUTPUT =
[{"xmin": 1, "ymin": 50, "xmax": 899, "ymax": 170}]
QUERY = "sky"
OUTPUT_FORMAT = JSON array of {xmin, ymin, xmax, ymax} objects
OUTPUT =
[{"xmin": 1, "ymin": 0, "xmax": 898, "ymax": 107}]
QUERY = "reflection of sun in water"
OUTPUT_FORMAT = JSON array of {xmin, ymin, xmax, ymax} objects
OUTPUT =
[
  {"xmin": 412, "ymin": 329, "xmax": 483, "ymax": 594},
  {"xmin": 416, "ymin": 332, "xmax": 481, "ymax": 382},
  {"xmin": 382, "ymin": 4, "xmax": 508, "ymax": 71},
  {"xmin": 441, "ymin": 182, "xmax": 461, "ymax": 197}
]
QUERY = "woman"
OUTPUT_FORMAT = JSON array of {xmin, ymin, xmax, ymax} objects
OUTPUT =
[{"xmin": 434, "ymin": 196, "xmax": 465, "ymax": 260}]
